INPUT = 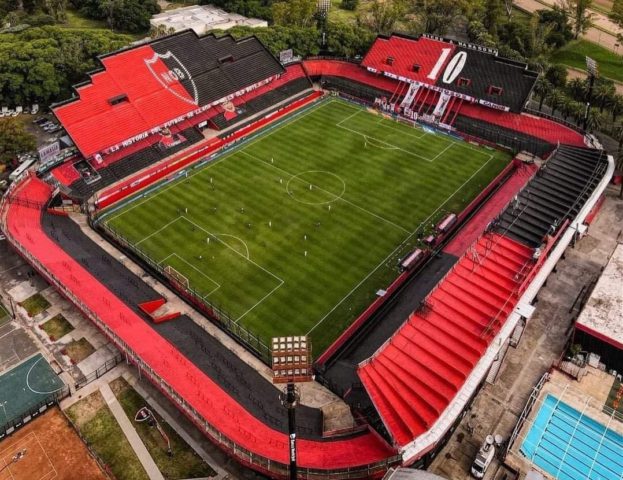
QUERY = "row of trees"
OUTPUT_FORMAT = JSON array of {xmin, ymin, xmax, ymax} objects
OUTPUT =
[
  {"xmin": 0, "ymin": 26, "xmax": 132, "ymax": 106},
  {"xmin": 69, "ymin": 0, "xmax": 160, "ymax": 33}
]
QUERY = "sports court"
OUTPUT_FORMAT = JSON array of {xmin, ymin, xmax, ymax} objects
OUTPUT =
[
  {"xmin": 0, "ymin": 407, "xmax": 107, "ymax": 480},
  {"xmin": 0, "ymin": 354, "xmax": 64, "ymax": 426},
  {"xmin": 102, "ymin": 98, "xmax": 511, "ymax": 352}
]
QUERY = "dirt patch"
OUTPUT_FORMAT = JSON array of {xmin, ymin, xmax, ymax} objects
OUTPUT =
[
  {"xmin": 66, "ymin": 390, "xmax": 106, "ymax": 427},
  {"xmin": 63, "ymin": 337, "xmax": 95, "ymax": 364},
  {"xmin": 0, "ymin": 407, "xmax": 107, "ymax": 480}
]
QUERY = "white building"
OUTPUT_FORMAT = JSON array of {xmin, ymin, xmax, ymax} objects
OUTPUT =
[{"xmin": 150, "ymin": 5, "xmax": 267, "ymax": 35}]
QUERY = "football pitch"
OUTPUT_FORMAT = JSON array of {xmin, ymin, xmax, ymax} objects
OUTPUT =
[{"xmin": 102, "ymin": 99, "xmax": 512, "ymax": 354}]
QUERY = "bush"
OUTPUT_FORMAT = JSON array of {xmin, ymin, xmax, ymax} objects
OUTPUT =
[{"xmin": 341, "ymin": 0, "xmax": 359, "ymax": 10}]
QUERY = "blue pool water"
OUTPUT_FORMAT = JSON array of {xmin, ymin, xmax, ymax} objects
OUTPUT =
[{"xmin": 521, "ymin": 394, "xmax": 623, "ymax": 480}]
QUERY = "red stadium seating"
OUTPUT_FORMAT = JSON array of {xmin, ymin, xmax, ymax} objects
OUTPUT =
[
  {"xmin": 362, "ymin": 36, "xmax": 456, "ymax": 83},
  {"xmin": 359, "ymin": 233, "xmax": 533, "ymax": 447}
]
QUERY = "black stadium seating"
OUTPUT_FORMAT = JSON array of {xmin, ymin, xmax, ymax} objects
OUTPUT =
[
  {"xmin": 151, "ymin": 31, "xmax": 284, "ymax": 107},
  {"xmin": 440, "ymin": 48, "xmax": 538, "ymax": 113},
  {"xmin": 493, "ymin": 145, "xmax": 608, "ymax": 246}
]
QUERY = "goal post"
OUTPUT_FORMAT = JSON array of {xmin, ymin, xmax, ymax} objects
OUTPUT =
[{"xmin": 164, "ymin": 265, "xmax": 189, "ymax": 289}]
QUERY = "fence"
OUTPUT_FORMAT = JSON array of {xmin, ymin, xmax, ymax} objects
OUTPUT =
[
  {"xmin": 75, "ymin": 352, "xmax": 124, "ymax": 390},
  {"xmin": 96, "ymin": 221, "xmax": 272, "ymax": 364},
  {"xmin": 0, "ymin": 385, "xmax": 71, "ymax": 439}
]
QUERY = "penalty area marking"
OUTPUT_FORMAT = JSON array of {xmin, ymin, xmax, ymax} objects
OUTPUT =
[
  {"xmin": 165, "ymin": 253, "xmax": 221, "ymax": 298},
  {"xmin": 0, "ymin": 432, "xmax": 57, "ymax": 480},
  {"xmin": 285, "ymin": 171, "xmax": 346, "ymax": 205}
]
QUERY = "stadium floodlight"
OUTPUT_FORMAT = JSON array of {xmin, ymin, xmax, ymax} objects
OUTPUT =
[
  {"xmin": 585, "ymin": 56, "xmax": 599, "ymax": 78},
  {"xmin": 271, "ymin": 336, "xmax": 313, "ymax": 384},
  {"xmin": 317, "ymin": 0, "xmax": 330, "ymax": 16},
  {"xmin": 272, "ymin": 337, "xmax": 311, "ymax": 480}
]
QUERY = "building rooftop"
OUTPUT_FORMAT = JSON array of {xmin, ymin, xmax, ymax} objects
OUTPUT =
[
  {"xmin": 151, "ymin": 5, "xmax": 267, "ymax": 35},
  {"xmin": 576, "ymin": 243, "xmax": 623, "ymax": 348}
]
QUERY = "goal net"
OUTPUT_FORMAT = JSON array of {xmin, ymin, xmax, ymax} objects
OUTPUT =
[{"xmin": 164, "ymin": 265, "xmax": 189, "ymax": 289}]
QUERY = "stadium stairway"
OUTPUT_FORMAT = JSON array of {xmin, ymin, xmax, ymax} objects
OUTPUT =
[{"xmin": 359, "ymin": 233, "xmax": 533, "ymax": 447}]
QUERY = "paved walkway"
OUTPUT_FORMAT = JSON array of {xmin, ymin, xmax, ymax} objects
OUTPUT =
[
  {"xmin": 100, "ymin": 382, "xmax": 166, "ymax": 480},
  {"xmin": 122, "ymin": 368, "xmax": 230, "ymax": 479}
]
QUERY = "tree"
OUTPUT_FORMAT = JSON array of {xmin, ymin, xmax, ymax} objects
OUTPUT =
[
  {"xmin": 567, "ymin": 77, "xmax": 587, "ymax": 100},
  {"xmin": 560, "ymin": 0, "xmax": 593, "ymax": 39},
  {"xmin": 534, "ymin": 76, "xmax": 552, "ymax": 110},
  {"xmin": 546, "ymin": 88, "xmax": 565, "ymax": 116},
  {"xmin": 341, "ymin": 0, "xmax": 358, "ymax": 11},
  {"xmin": 358, "ymin": 0, "xmax": 408, "ymax": 35},
  {"xmin": 610, "ymin": 94, "xmax": 623, "ymax": 123},
  {"xmin": 483, "ymin": 0, "xmax": 504, "ymax": 35},
  {"xmin": 272, "ymin": 0, "xmax": 316, "ymax": 28},
  {"xmin": 411, "ymin": 0, "xmax": 468, "ymax": 35},
  {"xmin": 593, "ymin": 80, "xmax": 615, "ymax": 112},
  {"xmin": 0, "ymin": 27, "xmax": 131, "ymax": 107},
  {"xmin": 609, "ymin": 0, "xmax": 623, "ymax": 29},
  {"xmin": 326, "ymin": 21, "xmax": 375, "ymax": 57},
  {"xmin": 538, "ymin": 6, "xmax": 573, "ymax": 47},
  {"xmin": 545, "ymin": 64, "xmax": 568, "ymax": 88},
  {"xmin": 0, "ymin": 118, "xmax": 37, "ymax": 166}
]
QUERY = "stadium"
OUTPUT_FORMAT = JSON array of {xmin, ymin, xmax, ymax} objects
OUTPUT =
[{"xmin": 0, "ymin": 30, "xmax": 615, "ymax": 477}]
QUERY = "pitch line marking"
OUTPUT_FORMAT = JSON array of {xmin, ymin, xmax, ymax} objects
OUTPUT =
[
  {"xmin": 135, "ymin": 216, "xmax": 184, "ymax": 246},
  {"xmin": 335, "ymin": 123, "xmax": 435, "ymax": 163},
  {"xmin": 104, "ymin": 99, "xmax": 336, "ymax": 225},
  {"xmin": 285, "ymin": 171, "xmax": 346, "ymax": 205},
  {"xmin": 213, "ymin": 233, "xmax": 250, "ymax": 259},
  {"xmin": 239, "ymin": 150, "xmax": 410, "ymax": 235},
  {"xmin": 36, "ymin": 433, "xmax": 58, "ymax": 480},
  {"xmin": 167, "ymin": 253, "xmax": 221, "ymax": 298},
  {"xmin": 179, "ymin": 216, "xmax": 285, "ymax": 285},
  {"xmin": 306, "ymin": 152, "xmax": 498, "ymax": 336},
  {"xmin": 158, "ymin": 217, "xmax": 284, "ymax": 323},
  {"xmin": 26, "ymin": 356, "xmax": 64, "ymax": 395}
]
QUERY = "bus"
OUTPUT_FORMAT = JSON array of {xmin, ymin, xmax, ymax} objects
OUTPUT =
[{"xmin": 9, "ymin": 158, "xmax": 36, "ymax": 182}]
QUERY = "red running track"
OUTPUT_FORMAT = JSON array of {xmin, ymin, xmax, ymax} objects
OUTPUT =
[
  {"xmin": 5, "ymin": 176, "xmax": 396, "ymax": 470},
  {"xmin": 359, "ymin": 233, "xmax": 533, "ymax": 447}
]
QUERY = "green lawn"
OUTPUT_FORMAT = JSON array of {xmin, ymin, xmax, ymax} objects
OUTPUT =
[
  {"xmin": 0, "ymin": 303, "xmax": 9, "ymax": 325},
  {"xmin": 19, "ymin": 293, "xmax": 50, "ymax": 317},
  {"xmin": 40, "ymin": 313, "xmax": 74, "ymax": 340},
  {"xmin": 551, "ymin": 39, "xmax": 623, "ymax": 83},
  {"xmin": 101, "ymin": 99, "xmax": 510, "ymax": 354},
  {"xmin": 63, "ymin": 8, "xmax": 109, "ymax": 30},
  {"xmin": 110, "ymin": 377, "xmax": 216, "ymax": 479},
  {"xmin": 66, "ymin": 392, "xmax": 149, "ymax": 480}
]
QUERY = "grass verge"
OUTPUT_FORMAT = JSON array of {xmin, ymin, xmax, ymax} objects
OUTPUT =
[
  {"xmin": 110, "ymin": 377, "xmax": 216, "ymax": 479},
  {"xmin": 40, "ymin": 313, "xmax": 74, "ymax": 341},
  {"xmin": 551, "ymin": 39, "xmax": 623, "ymax": 83},
  {"xmin": 63, "ymin": 337, "xmax": 95, "ymax": 364},
  {"xmin": 19, "ymin": 293, "xmax": 50, "ymax": 317},
  {"xmin": 66, "ymin": 391, "xmax": 149, "ymax": 480}
]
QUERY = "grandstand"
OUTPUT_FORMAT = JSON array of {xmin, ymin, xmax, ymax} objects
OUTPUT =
[{"xmin": 1, "ymin": 30, "xmax": 615, "ymax": 478}]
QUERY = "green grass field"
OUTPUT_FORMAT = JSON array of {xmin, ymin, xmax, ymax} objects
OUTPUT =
[
  {"xmin": 102, "ymin": 99, "xmax": 511, "ymax": 354},
  {"xmin": 550, "ymin": 39, "xmax": 623, "ymax": 83}
]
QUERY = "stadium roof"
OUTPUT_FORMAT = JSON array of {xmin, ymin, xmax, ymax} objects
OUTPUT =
[
  {"xmin": 53, "ymin": 30, "xmax": 283, "ymax": 157},
  {"xmin": 361, "ymin": 34, "xmax": 538, "ymax": 113},
  {"xmin": 575, "ymin": 243, "xmax": 623, "ymax": 350}
]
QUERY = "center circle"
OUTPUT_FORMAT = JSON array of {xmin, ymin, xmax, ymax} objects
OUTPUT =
[{"xmin": 286, "ymin": 171, "xmax": 346, "ymax": 205}]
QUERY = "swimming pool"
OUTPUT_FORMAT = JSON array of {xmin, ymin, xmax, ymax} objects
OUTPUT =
[{"xmin": 521, "ymin": 394, "xmax": 623, "ymax": 480}]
